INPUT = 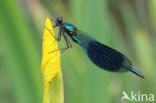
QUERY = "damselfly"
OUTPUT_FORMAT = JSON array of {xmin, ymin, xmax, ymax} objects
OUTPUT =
[{"xmin": 48, "ymin": 17, "xmax": 144, "ymax": 78}]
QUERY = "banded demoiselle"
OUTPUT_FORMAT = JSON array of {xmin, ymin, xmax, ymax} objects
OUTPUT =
[{"xmin": 48, "ymin": 17, "xmax": 144, "ymax": 78}]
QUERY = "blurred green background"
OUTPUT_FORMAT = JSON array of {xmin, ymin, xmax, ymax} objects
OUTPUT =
[{"xmin": 0, "ymin": 0, "xmax": 156, "ymax": 103}]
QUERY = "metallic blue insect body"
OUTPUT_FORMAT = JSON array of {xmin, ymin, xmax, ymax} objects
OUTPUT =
[{"xmin": 53, "ymin": 17, "xmax": 144, "ymax": 78}]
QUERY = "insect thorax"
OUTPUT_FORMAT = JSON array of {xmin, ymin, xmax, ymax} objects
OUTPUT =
[{"xmin": 64, "ymin": 23, "xmax": 76, "ymax": 34}]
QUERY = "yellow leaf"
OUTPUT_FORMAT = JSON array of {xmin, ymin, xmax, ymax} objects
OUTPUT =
[{"xmin": 41, "ymin": 17, "xmax": 64, "ymax": 103}]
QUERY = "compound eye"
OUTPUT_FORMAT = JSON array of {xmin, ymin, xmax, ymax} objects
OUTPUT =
[{"xmin": 57, "ymin": 17, "xmax": 63, "ymax": 23}]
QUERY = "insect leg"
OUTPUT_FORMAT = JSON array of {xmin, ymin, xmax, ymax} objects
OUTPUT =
[
  {"xmin": 48, "ymin": 30, "xmax": 72, "ymax": 53},
  {"xmin": 62, "ymin": 31, "xmax": 72, "ymax": 48},
  {"xmin": 45, "ymin": 27, "xmax": 62, "ymax": 41},
  {"xmin": 59, "ymin": 30, "xmax": 72, "ymax": 52},
  {"xmin": 48, "ymin": 18, "xmax": 57, "ymax": 28},
  {"xmin": 56, "ymin": 26, "xmax": 62, "ymax": 41}
]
